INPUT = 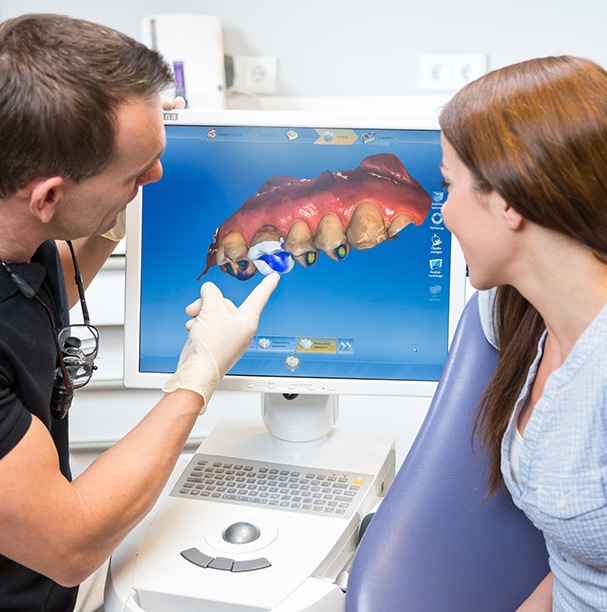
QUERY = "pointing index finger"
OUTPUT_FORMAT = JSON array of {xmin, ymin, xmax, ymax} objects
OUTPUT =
[{"xmin": 239, "ymin": 273, "xmax": 280, "ymax": 317}]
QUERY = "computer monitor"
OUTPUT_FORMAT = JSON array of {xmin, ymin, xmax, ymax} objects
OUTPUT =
[{"xmin": 123, "ymin": 109, "xmax": 467, "ymax": 444}]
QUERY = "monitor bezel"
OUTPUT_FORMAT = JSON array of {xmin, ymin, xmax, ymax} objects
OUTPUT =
[{"xmin": 123, "ymin": 109, "xmax": 467, "ymax": 398}]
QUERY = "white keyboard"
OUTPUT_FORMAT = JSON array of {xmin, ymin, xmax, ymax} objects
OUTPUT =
[{"xmin": 171, "ymin": 453, "xmax": 373, "ymax": 519}]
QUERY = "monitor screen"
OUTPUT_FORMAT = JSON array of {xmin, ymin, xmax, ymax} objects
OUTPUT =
[{"xmin": 123, "ymin": 109, "xmax": 467, "ymax": 399}]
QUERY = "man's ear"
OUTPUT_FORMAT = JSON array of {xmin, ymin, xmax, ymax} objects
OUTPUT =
[{"xmin": 29, "ymin": 177, "xmax": 65, "ymax": 223}]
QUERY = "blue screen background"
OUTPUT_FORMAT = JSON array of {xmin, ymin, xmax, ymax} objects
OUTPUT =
[{"xmin": 139, "ymin": 123, "xmax": 450, "ymax": 382}]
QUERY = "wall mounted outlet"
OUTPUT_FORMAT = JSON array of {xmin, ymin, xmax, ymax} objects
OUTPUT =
[
  {"xmin": 420, "ymin": 54, "xmax": 487, "ymax": 92},
  {"xmin": 233, "ymin": 55, "xmax": 278, "ymax": 94}
]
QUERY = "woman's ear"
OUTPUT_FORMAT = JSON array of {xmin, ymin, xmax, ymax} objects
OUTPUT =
[
  {"xmin": 503, "ymin": 202, "xmax": 524, "ymax": 231},
  {"xmin": 29, "ymin": 177, "xmax": 64, "ymax": 223},
  {"xmin": 486, "ymin": 190, "xmax": 525, "ymax": 231}
]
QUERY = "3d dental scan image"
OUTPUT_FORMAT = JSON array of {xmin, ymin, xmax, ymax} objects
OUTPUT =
[{"xmin": 199, "ymin": 152, "xmax": 432, "ymax": 280}]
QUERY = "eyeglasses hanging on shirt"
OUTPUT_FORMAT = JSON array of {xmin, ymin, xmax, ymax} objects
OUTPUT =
[{"xmin": 0, "ymin": 240, "xmax": 99, "ymax": 419}]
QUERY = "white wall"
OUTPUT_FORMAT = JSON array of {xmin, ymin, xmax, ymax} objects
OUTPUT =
[{"xmin": 1, "ymin": 0, "xmax": 606, "ymax": 96}]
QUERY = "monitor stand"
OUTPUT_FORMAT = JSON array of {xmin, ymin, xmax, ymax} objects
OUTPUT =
[
  {"xmin": 262, "ymin": 392, "xmax": 339, "ymax": 451},
  {"xmin": 104, "ymin": 392, "xmax": 396, "ymax": 612}
]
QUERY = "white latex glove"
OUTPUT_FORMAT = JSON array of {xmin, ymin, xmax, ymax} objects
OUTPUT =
[
  {"xmin": 100, "ymin": 209, "xmax": 126, "ymax": 242},
  {"xmin": 163, "ymin": 274, "xmax": 280, "ymax": 412}
]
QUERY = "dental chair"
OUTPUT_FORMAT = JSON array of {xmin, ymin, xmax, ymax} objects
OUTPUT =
[{"xmin": 345, "ymin": 292, "xmax": 550, "ymax": 612}]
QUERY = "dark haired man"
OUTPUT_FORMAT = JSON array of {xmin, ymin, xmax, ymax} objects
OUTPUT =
[{"xmin": 0, "ymin": 13, "xmax": 278, "ymax": 610}]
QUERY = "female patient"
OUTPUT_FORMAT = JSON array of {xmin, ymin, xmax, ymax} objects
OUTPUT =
[{"xmin": 439, "ymin": 56, "xmax": 607, "ymax": 610}]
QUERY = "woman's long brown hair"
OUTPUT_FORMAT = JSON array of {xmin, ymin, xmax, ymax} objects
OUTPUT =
[{"xmin": 439, "ymin": 56, "xmax": 607, "ymax": 493}]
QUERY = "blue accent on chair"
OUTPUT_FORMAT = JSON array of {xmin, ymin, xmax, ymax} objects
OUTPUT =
[{"xmin": 345, "ymin": 292, "xmax": 549, "ymax": 612}]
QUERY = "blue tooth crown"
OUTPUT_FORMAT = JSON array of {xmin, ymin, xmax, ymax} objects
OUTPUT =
[{"xmin": 258, "ymin": 250, "xmax": 295, "ymax": 273}]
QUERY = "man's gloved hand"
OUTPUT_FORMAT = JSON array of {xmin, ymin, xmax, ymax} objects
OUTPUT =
[
  {"xmin": 100, "ymin": 210, "xmax": 126, "ymax": 242},
  {"xmin": 161, "ymin": 95, "xmax": 186, "ymax": 110},
  {"xmin": 163, "ymin": 274, "xmax": 280, "ymax": 412}
]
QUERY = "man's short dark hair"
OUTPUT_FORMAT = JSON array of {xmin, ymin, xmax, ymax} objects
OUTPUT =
[{"xmin": 0, "ymin": 13, "xmax": 174, "ymax": 198}]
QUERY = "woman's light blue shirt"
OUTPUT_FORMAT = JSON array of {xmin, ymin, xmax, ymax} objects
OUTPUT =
[{"xmin": 479, "ymin": 290, "xmax": 607, "ymax": 611}]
